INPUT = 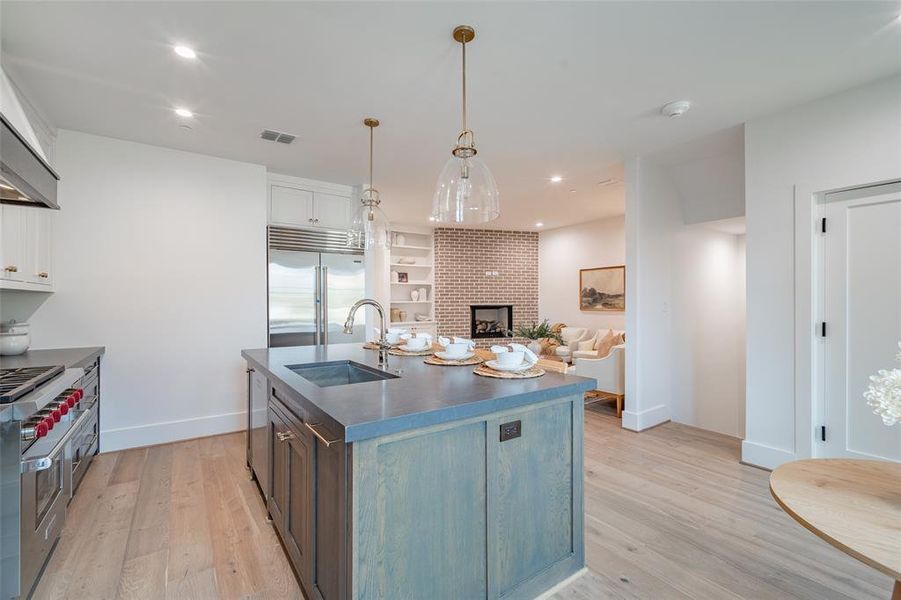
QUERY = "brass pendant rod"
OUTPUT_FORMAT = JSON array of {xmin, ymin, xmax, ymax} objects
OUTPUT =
[
  {"xmin": 461, "ymin": 35, "xmax": 467, "ymax": 134},
  {"xmin": 369, "ymin": 123, "xmax": 374, "ymax": 190}
]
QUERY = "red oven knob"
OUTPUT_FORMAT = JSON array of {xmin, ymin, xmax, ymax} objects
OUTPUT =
[
  {"xmin": 36, "ymin": 421, "xmax": 49, "ymax": 438},
  {"xmin": 43, "ymin": 415, "xmax": 55, "ymax": 430},
  {"xmin": 51, "ymin": 408, "xmax": 62, "ymax": 422},
  {"xmin": 58, "ymin": 402, "xmax": 69, "ymax": 416},
  {"xmin": 75, "ymin": 388, "xmax": 84, "ymax": 400},
  {"xmin": 66, "ymin": 393, "xmax": 77, "ymax": 408}
]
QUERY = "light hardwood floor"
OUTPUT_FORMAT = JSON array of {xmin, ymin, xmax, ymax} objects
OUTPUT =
[{"xmin": 34, "ymin": 401, "xmax": 894, "ymax": 599}]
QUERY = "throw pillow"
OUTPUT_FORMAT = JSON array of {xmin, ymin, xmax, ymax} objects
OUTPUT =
[
  {"xmin": 595, "ymin": 329, "xmax": 619, "ymax": 358},
  {"xmin": 577, "ymin": 338, "xmax": 596, "ymax": 351},
  {"xmin": 593, "ymin": 329, "xmax": 613, "ymax": 350}
]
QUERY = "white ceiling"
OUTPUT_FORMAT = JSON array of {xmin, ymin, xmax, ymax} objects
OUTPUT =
[{"xmin": 2, "ymin": 1, "xmax": 899, "ymax": 231}]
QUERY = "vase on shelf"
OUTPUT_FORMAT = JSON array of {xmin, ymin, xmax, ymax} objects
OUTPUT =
[
  {"xmin": 396, "ymin": 233, "xmax": 406, "ymax": 246},
  {"xmin": 411, "ymin": 290, "xmax": 420, "ymax": 302},
  {"xmin": 418, "ymin": 287, "xmax": 427, "ymax": 301}
]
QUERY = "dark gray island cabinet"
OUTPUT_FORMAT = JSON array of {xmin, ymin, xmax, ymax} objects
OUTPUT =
[{"xmin": 243, "ymin": 344, "xmax": 595, "ymax": 600}]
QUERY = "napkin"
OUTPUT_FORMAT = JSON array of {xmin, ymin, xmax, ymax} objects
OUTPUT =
[{"xmin": 509, "ymin": 343, "xmax": 539, "ymax": 365}]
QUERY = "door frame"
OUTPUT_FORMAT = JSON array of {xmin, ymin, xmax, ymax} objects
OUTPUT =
[{"xmin": 798, "ymin": 179, "xmax": 901, "ymax": 461}]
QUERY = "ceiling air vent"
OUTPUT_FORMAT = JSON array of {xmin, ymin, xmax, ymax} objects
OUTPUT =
[{"xmin": 260, "ymin": 129, "xmax": 296, "ymax": 144}]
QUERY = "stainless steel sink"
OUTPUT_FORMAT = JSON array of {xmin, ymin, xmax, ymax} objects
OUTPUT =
[{"xmin": 287, "ymin": 361, "xmax": 399, "ymax": 388}]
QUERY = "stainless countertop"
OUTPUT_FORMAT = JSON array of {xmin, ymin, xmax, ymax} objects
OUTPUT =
[
  {"xmin": 0, "ymin": 346, "xmax": 104, "ymax": 370},
  {"xmin": 242, "ymin": 343, "xmax": 595, "ymax": 443}
]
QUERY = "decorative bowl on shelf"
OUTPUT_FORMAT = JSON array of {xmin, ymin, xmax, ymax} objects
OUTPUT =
[{"xmin": 397, "ymin": 257, "xmax": 417, "ymax": 265}]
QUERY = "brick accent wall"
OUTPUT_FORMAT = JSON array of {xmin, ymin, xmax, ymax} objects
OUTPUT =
[{"xmin": 434, "ymin": 228, "xmax": 538, "ymax": 345}]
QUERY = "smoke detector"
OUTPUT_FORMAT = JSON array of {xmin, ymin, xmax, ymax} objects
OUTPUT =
[
  {"xmin": 260, "ymin": 129, "xmax": 296, "ymax": 144},
  {"xmin": 661, "ymin": 100, "xmax": 692, "ymax": 118}
]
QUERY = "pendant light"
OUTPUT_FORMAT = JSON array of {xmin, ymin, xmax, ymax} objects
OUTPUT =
[
  {"xmin": 431, "ymin": 25, "xmax": 499, "ymax": 224},
  {"xmin": 348, "ymin": 118, "xmax": 391, "ymax": 249}
]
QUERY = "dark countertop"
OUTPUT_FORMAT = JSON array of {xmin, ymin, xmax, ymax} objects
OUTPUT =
[
  {"xmin": 0, "ymin": 346, "xmax": 105, "ymax": 370},
  {"xmin": 242, "ymin": 343, "xmax": 595, "ymax": 443}
]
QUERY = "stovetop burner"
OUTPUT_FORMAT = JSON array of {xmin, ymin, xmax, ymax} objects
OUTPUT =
[{"xmin": 0, "ymin": 365, "xmax": 65, "ymax": 404}]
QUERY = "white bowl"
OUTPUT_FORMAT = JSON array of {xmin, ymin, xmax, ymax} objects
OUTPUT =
[
  {"xmin": 485, "ymin": 359, "xmax": 531, "ymax": 373},
  {"xmin": 0, "ymin": 332, "xmax": 30, "ymax": 355},
  {"xmin": 495, "ymin": 350, "xmax": 525, "ymax": 368}
]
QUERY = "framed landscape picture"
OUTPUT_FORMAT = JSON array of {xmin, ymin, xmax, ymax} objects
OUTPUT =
[{"xmin": 580, "ymin": 266, "xmax": 625, "ymax": 311}]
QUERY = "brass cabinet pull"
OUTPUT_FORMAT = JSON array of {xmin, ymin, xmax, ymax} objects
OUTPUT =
[
  {"xmin": 305, "ymin": 422, "xmax": 342, "ymax": 447},
  {"xmin": 4, "ymin": 265, "xmax": 18, "ymax": 272},
  {"xmin": 37, "ymin": 272, "xmax": 49, "ymax": 278},
  {"xmin": 276, "ymin": 431, "xmax": 296, "ymax": 442}
]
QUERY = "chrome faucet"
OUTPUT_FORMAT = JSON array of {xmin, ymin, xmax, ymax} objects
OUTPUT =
[{"xmin": 344, "ymin": 298, "xmax": 390, "ymax": 368}]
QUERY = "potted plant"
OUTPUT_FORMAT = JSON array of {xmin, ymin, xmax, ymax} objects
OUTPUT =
[{"xmin": 512, "ymin": 320, "xmax": 563, "ymax": 355}]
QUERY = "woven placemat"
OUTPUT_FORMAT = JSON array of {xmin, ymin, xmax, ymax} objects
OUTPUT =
[
  {"xmin": 473, "ymin": 364, "xmax": 546, "ymax": 379},
  {"xmin": 424, "ymin": 355, "xmax": 484, "ymax": 367},
  {"xmin": 388, "ymin": 346, "xmax": 436, "ymax": 357}
]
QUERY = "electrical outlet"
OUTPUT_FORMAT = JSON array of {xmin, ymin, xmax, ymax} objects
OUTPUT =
[{"xmin": 500, "ymin": 420, "xmax": 521, "ymax": 442}]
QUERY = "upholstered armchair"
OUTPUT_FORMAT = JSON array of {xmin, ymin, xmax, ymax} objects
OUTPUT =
[
  {"xmin": 574, "ymin": 343, "xmax": 625, "ymax": 417},
  {"xmin": 554, "ymin": 327, "xmax": 592, "ymax": 363}
]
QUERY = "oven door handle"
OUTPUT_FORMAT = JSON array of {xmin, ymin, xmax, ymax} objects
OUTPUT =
[{"xmin": 21, "ymin": 408, "xmax": 94, "ymax": 474}]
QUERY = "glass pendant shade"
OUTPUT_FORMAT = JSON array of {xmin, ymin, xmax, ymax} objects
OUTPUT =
[
  {"xmin": 432, "ymin": 154, "xmax": 499, "ymax": 224},
  {"xmin": 348, "ymin": 191, "xmax": 391, "ymax": 249}
]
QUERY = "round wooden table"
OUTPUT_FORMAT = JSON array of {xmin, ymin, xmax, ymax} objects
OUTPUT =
[{"xmin": 770, "ymin": 459, "xmax": 901, "ymax": 599}]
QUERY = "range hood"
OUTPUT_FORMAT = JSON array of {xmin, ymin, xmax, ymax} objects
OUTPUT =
[{"xmin": 0, "ymin": 112, "xmax": 59, "ymax": 210}]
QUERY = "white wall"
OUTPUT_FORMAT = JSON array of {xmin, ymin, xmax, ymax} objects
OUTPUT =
[
  {"xmin": 625, "ymin": 155, "xmax": 747, "ymax": 435},
  {"xmin": 624, "ymin": 158, "xmax": 681, "ymax": 431},
  {"xmin": 6, "ymin": 130, "xmax": 268, "ymax": 451},
  {"xmin": 671, "ymin": 227, "xmax": 746, "ymax": 437},
  {"xmin": 743, "ymin": 75, "xmax": 901, "ymax": 469},
  {"xmin": 538, "ymin": 216, "xmax": 625, "ymax": 331}
]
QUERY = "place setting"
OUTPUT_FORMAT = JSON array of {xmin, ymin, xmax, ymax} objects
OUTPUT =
[
  {"xmin": 475, "ymin": 343, "xmax": 546, "ymax": 379},
  {"xmin": 424, "ymin": 337, "xmax": 484, "ymax": 366},
  {"xmin": 363, "ymin": 327, "xmax": 409, "ymax": 350},
  {"xmin": 388, "ymin": 332, "xmax": 436, "ymax": 356}
]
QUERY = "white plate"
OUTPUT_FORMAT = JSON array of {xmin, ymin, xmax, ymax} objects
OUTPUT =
[
  {"xmin": 485, "ymin": 359, "xmax": 533, "ymax": 373},
  {"xmin": 399, "ymin": 344, "xmax": 430, "ymax": 352},
  {"xmin": 435, "ymin": 351, "xmax": 475, "ymax": 361}
]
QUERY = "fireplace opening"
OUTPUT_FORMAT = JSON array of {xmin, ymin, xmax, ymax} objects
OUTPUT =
[{"xmin": 470, "ymin": 305, "xmax": 513, "ymax": 338}]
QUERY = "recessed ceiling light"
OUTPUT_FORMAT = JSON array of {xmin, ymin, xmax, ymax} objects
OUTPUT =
[
  {"xmin": 535, "ymin": 222, "xmax": 544, "ymax": 227},
  {"xmin": 428, "ymin": 216, "xmax": 436, "ymax": 222},
  {"xmin": 174, "ymin": 108, "xmax": 193, "ymax": 118},
  {"xmin": 173, "ymin": 45, "xmax": 196, "ymax": 59},
  {"xmin": 569, "ymin": 189, "xmax": 576, "ymax": 193},
  {"xmin": 550, "ymin": 176, "xmax": 563, "ymax": 183}
]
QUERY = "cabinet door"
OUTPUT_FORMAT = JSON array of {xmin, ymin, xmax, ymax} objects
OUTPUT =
[
  {"xmin": 270, "ymin": 185, "xmax": 314, "ymax": 227},
  {"xmin": 268, "ymin": 406, "xmax": 290, "ymax": 532},
  {"xmin": 25, "ymin": 208, "xmax": 52, "ymax": 286},
  {"xmin": 0, "ymin": 205, "xmax": 25, "ymax": 281},
  {"xmin": 285, "ymin": 423, "xmax": 314, "ymax": 590},
  {"xmin": 312, "ymin": 192, "xmax": 351, "ymax": 230}
]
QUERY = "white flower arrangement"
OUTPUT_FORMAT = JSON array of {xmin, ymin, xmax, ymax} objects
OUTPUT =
[{"xmin": 863, "ymin": 342, "xmax": 901, "ymax": 427}]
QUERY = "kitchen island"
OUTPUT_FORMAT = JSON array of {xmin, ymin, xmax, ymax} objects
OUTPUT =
[{"xmin": 242, "ymin": 343, "xmax": 594, "ymax": 600}]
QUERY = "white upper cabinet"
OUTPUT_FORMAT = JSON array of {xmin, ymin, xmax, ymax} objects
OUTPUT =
[
  {"xmin": 0, "ymin": 205, "xmax": 54, "ymax": 292},
  {"xmin": 312, "ymin": 192, "xmax": 351, "ymax": 230},
  {"xmin": 268, "ymin": 174, "xmax": 353, "ymax": 231},
  {"xmin": 270, "ymin": 185, "xmax": 314, "ymax": 227},
  {"xmin": 0, "ymin": 205, "xmax": 26, "ymax": 282}
]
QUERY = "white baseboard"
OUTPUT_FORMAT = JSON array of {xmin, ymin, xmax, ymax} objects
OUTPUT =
[
  {"xmin": 100, "ymin": 410, "xmax": 246, "ymax": 452},
  {"xmin": 534, "ymin": 567, "xmax": 588, "ymax": 600},
  {"xmin": 740, "ymin": 440, "xmax": 796, "ymax": 470},
  {"xmin": 621, "ymin": 403, "xmax": 670, "ymax": 431}
]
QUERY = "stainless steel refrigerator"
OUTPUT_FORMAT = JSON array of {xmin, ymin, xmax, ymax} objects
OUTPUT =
[{"xmin": 267, "ymin": 227, "xmax": 366, "ymax": 347}]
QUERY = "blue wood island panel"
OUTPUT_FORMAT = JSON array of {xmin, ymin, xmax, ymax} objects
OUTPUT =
[
  {"xmin": 360, "ymin": 421, "xmax": 488, "ymax": 599},
  {"xmin": 351, "ymin": 394, "xmax": 584, "ymax": 600},
  {"xmin": 492, "ymin": 401, "xmax": 574, "ymax": 595}
]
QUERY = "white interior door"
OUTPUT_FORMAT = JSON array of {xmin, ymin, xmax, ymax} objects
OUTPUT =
[{"xmin": 821, "ymin": 189, "xmax": 901, "ymax": 461}]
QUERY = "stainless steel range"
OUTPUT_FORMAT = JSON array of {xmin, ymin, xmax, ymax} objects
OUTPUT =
[{"xmin": 0, "ymin": 361, "xmax": 100, "ymax": 599}]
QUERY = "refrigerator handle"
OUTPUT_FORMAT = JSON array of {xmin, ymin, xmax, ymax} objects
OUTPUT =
[
  {"xmin": 321, "ymin": 266, "xmax": 329, "ymax": 345},
  {"xmin": 314, "ymin": 265, "xmax": 322, "ymax": 347}
]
